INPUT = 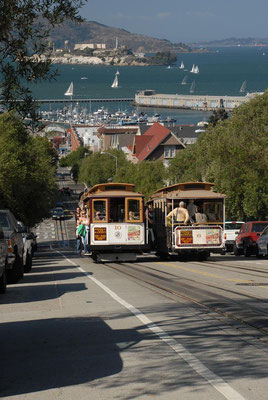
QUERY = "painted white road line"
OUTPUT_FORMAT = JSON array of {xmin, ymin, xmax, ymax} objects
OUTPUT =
[{"xmin": 60, "ymin": 252, "xmax": 246, "ymax": 400}]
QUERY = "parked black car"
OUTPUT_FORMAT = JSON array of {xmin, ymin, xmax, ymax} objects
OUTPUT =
[
  {"xmin": 17, "ymin": 221, "xmax": 35, "ymax": 272},
  {"xmin": 0, "ymin": 210, "xmax": 24, "ymax": 283},
  {"xmin": 0, "ymin": 225, "xmax": 8, "ymax": 293}
]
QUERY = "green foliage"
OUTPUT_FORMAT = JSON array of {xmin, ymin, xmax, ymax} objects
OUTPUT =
[
  {"xmin": 78, "ymin": 150, "xmax": 166, "ymax": 198},
  {"xmin": 115, "ymin": 159, "xmax": 167, "ymax": 200},
  {"xmin": 168, "ymin": 145, "xmax": 202, "ymax": 184},
  {"xmin": 146, "ymin": 52, "xmax": 177, "ymax": 65},
  {"xmin": 0, "ymin": 0, "xmax": 84, "ymax": 119},
  {"xmin": 59, "ymin": 146, "xmax": 91, "ymax": 168},
  {"xmin": 208, "ymin": 108, "xmax": 229, "ymax": 127},
  {"xmin": 0, "ymin": 112, "xmax": 57, "ymax": 226},
  {"xmin": 168, "ymin": 91, "xmax": 268, "ymax": 220},
  {"xmin": 79, "ymin": 150, "xmax": 127, "ymax": 187}
]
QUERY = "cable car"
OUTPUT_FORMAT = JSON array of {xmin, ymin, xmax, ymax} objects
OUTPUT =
[
  {"xmin": 79, "ymin": 183, "xmax": 148, "ymax": 262},
  {"xmin": 149, "ymin": 182, "xmax": 226, "ymax": 260}
]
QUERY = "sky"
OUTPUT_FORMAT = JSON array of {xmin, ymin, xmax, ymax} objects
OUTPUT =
[{"xmin": 79, "ymin": 0, "xmax": 268, "ymax": 43}]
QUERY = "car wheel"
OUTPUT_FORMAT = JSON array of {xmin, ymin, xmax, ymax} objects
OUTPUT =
[
  {"xmin": 0, "ymin": 268, "xmax": 7, "ymax": 294},
  {"xmin": 243, "ymin": 242, "xmax": 251, "ymax": 257},
  {"xmin": 24, "ymin": 251, "xmax": 32, "ymax": 272},
  {"xmin": 256, "ymin": 246, "xmax": 263, "ymax": 258},
  {"xmin": 234, "ymin": 242, "xmax": 240, "ymax": 256},
  {"xmin": 7, "ymin": 253, "xmax": 23, "ymax": 283},
  {"xmin": 198, "ymin": 251, "xmax": 210, "ymax": 261}
]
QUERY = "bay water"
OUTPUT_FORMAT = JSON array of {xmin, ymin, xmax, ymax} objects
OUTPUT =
[{"xmin": 30, "ymin": 46, "xmax": 268, "ymax": 124}]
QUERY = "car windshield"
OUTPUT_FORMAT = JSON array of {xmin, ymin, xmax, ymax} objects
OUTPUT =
[
  {"xmin": 0, "ymin": 212, "xmax": 11, "ymax": 230},
  {"xmin": 252, "ymin": 222, "xmax": 268, "ymax": 233},
  {"xmin": 225, "ymin": 223, "xmax": 244, "ymax": 230}
]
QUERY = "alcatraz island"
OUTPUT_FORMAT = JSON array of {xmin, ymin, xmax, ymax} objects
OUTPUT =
[
  {"xmin": 41, "ymin": 39, "xmax": 179, "ymax": 66},
  {"xmin": 37, "ymin": 19, "xmax": 208, "ymax": 66}
]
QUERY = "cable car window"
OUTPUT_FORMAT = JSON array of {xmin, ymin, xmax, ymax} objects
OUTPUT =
[
  {"xmin": 110, "ymin": 198, "xmax": 125, "ymax": 222},
  {"xmin": 126, "ymin": 198, "xmax": 142, "ymax": 222},
  {"xmin": 203, "ymin": 202, "xmax": 222, "ymax": 222},
  {"xmin": 93, "ymin": 199, "xmax": 107, "ymax": 222}
]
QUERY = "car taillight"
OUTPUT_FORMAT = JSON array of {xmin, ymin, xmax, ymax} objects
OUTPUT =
[
  {"xmin": 224, "ymin": 233, "xmax": 227, "ymax": 240},
  {"xmin": 7, "ymin": 239, "xmax": 12, "ymax": 253}
]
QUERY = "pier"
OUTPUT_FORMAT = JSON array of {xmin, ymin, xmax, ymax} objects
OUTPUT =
[
  {"xmin": 134, "ymin": 90, "xmax": 263, "ymax": 111},
  {"xmin": 33, "ymin": 98, "xmax": 134, "ymax": 105}
]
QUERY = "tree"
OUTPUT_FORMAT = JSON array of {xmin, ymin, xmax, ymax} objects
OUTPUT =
[
  {"xmin": 115, "ymin": 159, "xmax": 167, "ymax": 200},
  {"xmin": 0, "ymin": 112, "xmax": 58, "ymax": 226},
  {"xmin": 79, "ymin": 150, "xmax": 128, "ymax": 187},
  {"xmin": 0, "ymin": 0, "xmax": 84, "ymax": 119},
  {"xmin": 59, "ymin": 146, "xmax": 91, "ymax": 168},
  {"xmin": 208, "ymin": 108, "xmax": 229, "ymax": 127},
  {"xmin": 169, "ymin": 91, "xmax": 268, "ymax": 220}
]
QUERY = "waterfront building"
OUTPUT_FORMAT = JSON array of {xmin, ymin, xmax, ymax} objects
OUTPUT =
[{"xmin": 135, "ymin": 90, "xmax": 263, "ymax": 111}]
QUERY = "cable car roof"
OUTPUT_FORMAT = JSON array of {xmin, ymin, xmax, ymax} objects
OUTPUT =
[
  {"xmin": 80, "ymin": 182, "xmax": 144, "ymax": 201},
  {"xmin": 150, "ymin": 182, "xmax": 226, "ymax": 199}
]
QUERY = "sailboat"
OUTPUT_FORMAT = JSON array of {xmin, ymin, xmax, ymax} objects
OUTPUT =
[
  {"xmin": 64, "ymin": 82, "xmax": 73, "ymax": 97},
  {"xmin": 181, "ymin": 76, "xmax": 188, "ymax": 85},
  {"xmin": 111, "ymin": 73, "xmax": 119, "ymax": 88},
  {"xmin": 239, "ymin": 80, "xmax": 247, "ymax": 93},
  {"xmin": 179, "ymin": 61, "xmax": 184, "ymax": 69},
  {"xmin": 116, "ymin": 69, "xmax": 120, "ymax": 75},
  {"xmin": 194, "ymin": 65, "xmax": 199, "ymax": 74},
  {"xmin": 190, "ymin": 64, "xmax": 196, "ymax": 73},
  {"xmin": 190, "ymin": 81, "xmax": 195, "ymax": 93}
]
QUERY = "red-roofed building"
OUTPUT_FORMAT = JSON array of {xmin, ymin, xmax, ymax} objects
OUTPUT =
[{"xmin": 133, "ymin": 122, "xmax": 185, "ymax": 165}]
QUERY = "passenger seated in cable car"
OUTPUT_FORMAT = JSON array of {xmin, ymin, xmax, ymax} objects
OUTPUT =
[
  {"xmin": 194, "ymin": 206, "xmax": 208, "ymax": 224},
  {"xmin": 128, "ymin": 211, "xmax": 136, "ymax": 220},
  {"xmin": 95, "ymin": 211, "xmax": 102, "ymax": 220}
]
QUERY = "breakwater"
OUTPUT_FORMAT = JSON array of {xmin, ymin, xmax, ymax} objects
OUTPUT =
[{"xmin": 134, "ymin": 90, "xmax": 263, "ymax": 111}]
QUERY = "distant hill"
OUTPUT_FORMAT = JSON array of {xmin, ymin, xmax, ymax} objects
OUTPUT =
[
  {"xmin": 49, "ymin": 20, "xmax": 192, "ymax": 53},
  {"xmin": 191, "ymin": 37, "xmax": 268, "ymax": 47}
]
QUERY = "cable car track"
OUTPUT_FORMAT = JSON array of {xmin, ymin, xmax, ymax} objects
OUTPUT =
[
  {"xmin": 190, "ymin": 258, "xmax": 268, "ymax": 279},
  {"xmin": 101, "ymin": 260, "xmax": 268, "ymax": 342},
  {"xmin": 54, "ymin": 218, "xmax": 70, "ymax": 248}
]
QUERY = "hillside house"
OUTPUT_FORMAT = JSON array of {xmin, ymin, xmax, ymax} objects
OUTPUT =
[
  {"xmin": 97, "ymin": 126, "xmax": 139, "ymax": 151},
  {"xmin": 132, "ymin": 122, "xmax": 186, "ymax": 166}
]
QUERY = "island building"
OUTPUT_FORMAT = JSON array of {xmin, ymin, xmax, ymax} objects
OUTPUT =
[{"xmin": 74, "ymin": 43, "xmax": 106, "ymax": 50}]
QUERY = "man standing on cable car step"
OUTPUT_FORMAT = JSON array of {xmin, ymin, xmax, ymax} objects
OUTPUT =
[{"xmin": 167, "ymin": 201, "xmax": 190, "ymax": 225}]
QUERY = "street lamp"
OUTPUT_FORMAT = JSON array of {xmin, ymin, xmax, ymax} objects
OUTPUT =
[{"xmin": 101, "ymin": 152, "xmax": 118, "ymax": 171}]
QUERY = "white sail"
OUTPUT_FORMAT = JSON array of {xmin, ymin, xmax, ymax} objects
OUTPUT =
[
  {"xmin": 179, "ymin": 61, "xmax": 184, "ymax": 69},
  {"xmin": 64, "ymin": 82, "xmax": 73, "ymax": 96},
  {"xmin": 194, "ymin": 65, "xmax": 199, "ymax": 74},
  {"xmin": 190, "ymin": 64, "xmax": 195, "ymax": 73},
  {"xmin": 116, "ymin": 69, "xmax": 120, "ymax": 75},
  {"xmin": 239, "ymin": 80, "xmax": 247, "ymax": 93},
  {"xmin": 111, "ymin": 74, "xmax": 119, "ymax": 88},
  {"xmin": 181, "ymin": 75, "xmax": 188, "ymax": 85},
  {"xmin": 190, "ymin": 80, "xmax": 195, "ymax": 93}
]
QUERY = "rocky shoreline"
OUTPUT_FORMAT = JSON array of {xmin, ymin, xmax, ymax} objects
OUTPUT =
[{"xmin": 49, "ymin": 55, "xmax": 149, "ymax": 66}]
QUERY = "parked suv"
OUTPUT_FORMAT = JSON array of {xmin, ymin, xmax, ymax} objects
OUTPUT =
[
  {"xmin": 234, "ymin": 221, "xmax": 268, "ymax": 257},
  {"xmin": 0, "ymin": 210, "xmax": 24, "ymax": 283},
  {"xmin": 0, "ymin": 225, "xmax": 8, "ymax": 293}
]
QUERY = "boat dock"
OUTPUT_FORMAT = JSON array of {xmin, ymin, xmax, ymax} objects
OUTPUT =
[
  {"xmin": 34, "ymin": 98, "xmax": 134, "ymax": 105},
  {"xmin": 134, "ymin": 90, "xmax": 263, "ymax": 111}
]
